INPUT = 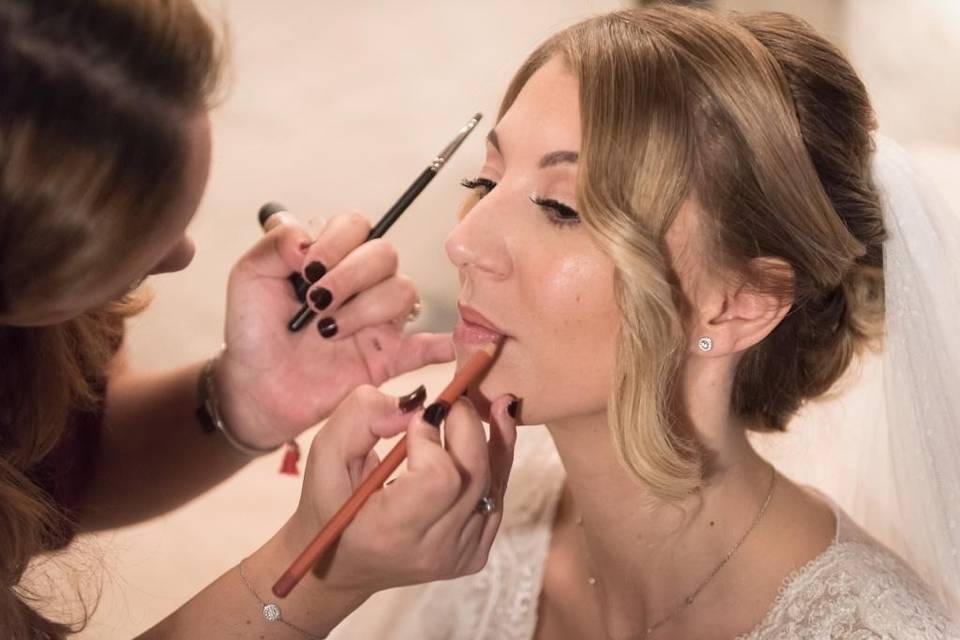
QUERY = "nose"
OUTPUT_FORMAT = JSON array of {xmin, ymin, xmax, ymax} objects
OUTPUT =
[
  {"xmin": 444, "ymin": 195, "xmax": 513, "ymax": 280},
  {"xmin": 150, "ymin": 235, "xmax": 196, "ymax": 275}
]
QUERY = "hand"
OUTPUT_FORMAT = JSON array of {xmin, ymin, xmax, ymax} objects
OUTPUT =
[
  {"xmin": 283, "ymin": 385, "xmax": 518, "ymax": 597},
  {"xmin": 216, "ymin": 211, "xmax": 455, "ymax": 449}
]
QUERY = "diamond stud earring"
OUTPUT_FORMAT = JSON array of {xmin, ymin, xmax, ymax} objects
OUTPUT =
[{"xmin": 697, "ymin": 336, "xmax": 713, "ymax": 352}]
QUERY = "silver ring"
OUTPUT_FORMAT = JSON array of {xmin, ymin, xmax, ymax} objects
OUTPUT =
[
  {"xmin": 476, "ymin": 495, "xmax": 496, "ymax": 516},
  {"xmin": 394, "ymin": 299, "xmax": 422, "ymax": 326},
  {"xmin": 406, "ymin": 300, "xmax": 422, "ymax": 323}
]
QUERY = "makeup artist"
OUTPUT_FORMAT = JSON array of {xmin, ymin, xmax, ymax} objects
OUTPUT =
[{"xmin": 0, "ymin": 1, "xmax": 517, "ymax": 638}]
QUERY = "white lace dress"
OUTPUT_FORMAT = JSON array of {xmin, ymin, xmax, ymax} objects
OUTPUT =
[{"xmin": 329, "ymin": 426, "xmax": 959, "ymax": 639}]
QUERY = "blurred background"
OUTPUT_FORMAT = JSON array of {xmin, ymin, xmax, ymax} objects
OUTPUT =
[{"xmin": 51, "ymin": 0, "xmax": 958, "ymax": 636}]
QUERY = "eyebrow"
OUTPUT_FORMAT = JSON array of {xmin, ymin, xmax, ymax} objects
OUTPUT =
[
  {"xmin": 486, "ymin": 129, "xmax": 579, "ymax": 169},
  {"xmin": 538, "ymin": 150, "xmax": 579, "ymax": 168}
]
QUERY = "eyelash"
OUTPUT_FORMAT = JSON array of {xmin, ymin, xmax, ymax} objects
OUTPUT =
[{"xmin": 460, "ymin": 177, "xmax": 581, "ymax": 228}]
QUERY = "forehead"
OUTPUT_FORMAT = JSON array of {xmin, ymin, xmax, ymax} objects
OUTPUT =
[{"xmin": 495, "ymin": 56, "xmax": 581, "ymax": 155}]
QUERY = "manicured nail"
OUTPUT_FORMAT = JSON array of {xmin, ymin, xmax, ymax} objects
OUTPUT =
[
  {"xmin": 304, "ymin": 261, "xmax": 327, "ymax": 283},
  {"xmin": 507, "ymin": 397, "xmax": 521, "ymax": 419},
  {"xmin": 398, "ymin": 385, "xmax": 427, "ymax": 413},
  {"xmin": 423, "ymin": 402, "xmax": 449, "ymax": 428},
  {"xmin": 309, "ymin": 287, "xmax": 333, "ymax": 311},
  {"xmin": 317, "ymin": 316, "xmax": 338, "ymax": 338},
  {"xmin": 287, "ymin": 273, "xmax": 310, "ymax": 302}
]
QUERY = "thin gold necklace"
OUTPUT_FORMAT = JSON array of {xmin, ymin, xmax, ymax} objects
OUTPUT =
[{"xmin": 575, "ymin": 465, "xmax": 778, "ymax": 637}]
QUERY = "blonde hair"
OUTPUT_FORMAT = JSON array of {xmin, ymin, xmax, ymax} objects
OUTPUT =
[{"xmin": 498, "ymin": 6, "xmax": 884, "ymax": 500}]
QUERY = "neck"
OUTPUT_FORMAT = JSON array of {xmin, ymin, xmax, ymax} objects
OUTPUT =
[{"xmin": 545, "ymin": 359, "xmax": 773, "ymax": 638}]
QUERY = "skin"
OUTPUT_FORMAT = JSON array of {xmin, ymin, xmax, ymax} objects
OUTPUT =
[{"xmin": 446, "ymin": 57, "xmax": 838, "ymax": 639}]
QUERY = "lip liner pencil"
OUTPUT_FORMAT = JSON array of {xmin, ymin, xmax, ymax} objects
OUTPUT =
[
  {"xmin": 271, "ymin": 340, "xmax": 500, "ymax": 599},
  {"xmin": 285, "ymin": 112, "xmax": 483, "ymax": 332}
]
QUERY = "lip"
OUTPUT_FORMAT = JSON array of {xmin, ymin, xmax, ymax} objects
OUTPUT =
[{"xmin": 454, "ymin": 302, "xmax": 508, "ymax": 345}]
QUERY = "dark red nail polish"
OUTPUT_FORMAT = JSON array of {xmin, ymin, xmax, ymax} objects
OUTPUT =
[
  {"xmin": 507, "ymin": 397, "xmax": 521, "ymax": 419},
  {"xmin": 287, "ymin": 273, "xmax": 310, "ymax": 302},
  {"xmin": 318, "ymin": 317, "xmax": 338, "ymax": 338},
  {"xmin": 398, "ymin": 385, "xmax": 427, "ymax": 413},
  {"xmin": 423, "ymin": 402, "xmax": 449, "ymax": 428},
  {"xmin": 310, "ymin": 287, "xmax": 333, "ymax": 311},
  {"xmin": 304, "ymin": 261, "xmax": 327, "ymax": 283}
]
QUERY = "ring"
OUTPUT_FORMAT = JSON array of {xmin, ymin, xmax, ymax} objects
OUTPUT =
[
  {"xmin": 476, "ymin": 495, "xmax": 496, "ymax": 516},
  {"xmin": 406, "ymin": 300, "xmax": 422, "ymax": 323}
]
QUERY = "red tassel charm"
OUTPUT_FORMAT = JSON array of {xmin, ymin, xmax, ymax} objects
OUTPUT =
[{"xmin": 279, "ymin": 440, "xmax": 301, "ymax": 476}]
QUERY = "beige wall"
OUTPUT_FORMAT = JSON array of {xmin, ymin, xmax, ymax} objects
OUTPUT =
[
  {"xmin": 56, "ymin": 2, "xmax": 959, "ymax": 638},
  {"xmin": 718, "ymin": 0, "xmax": 847, "ymax": 40},
  {"xmin": 126, "ymin": 0, "xmax": 625, "ymax": 374}
]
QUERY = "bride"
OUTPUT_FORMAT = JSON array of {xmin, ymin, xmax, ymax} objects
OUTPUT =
[{"xmin": 331, "ymin": 6, "xmax": 959, "ymax": 639}]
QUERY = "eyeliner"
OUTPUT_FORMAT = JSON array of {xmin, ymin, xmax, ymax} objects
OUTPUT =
[{"xmin": 284, "ymin": 112, "xmax": 483, "ymax": 332}]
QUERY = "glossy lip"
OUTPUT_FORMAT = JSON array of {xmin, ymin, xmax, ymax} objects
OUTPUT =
[
  {"xmin": 454, "ymin": 302, "xmax": 509, "ymax": 347},
  {"xmin": 457, "ymin": 303, "xmax": 508, "ymax": 337}
]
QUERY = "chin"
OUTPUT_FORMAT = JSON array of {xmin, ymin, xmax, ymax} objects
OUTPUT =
[
  {"xmin": 456, "ymin": 341, "xmax": 571, "ymax": 426},
  {"xmin": 466, "ymin": 377, "xmax": 546, "ymax": 427}
]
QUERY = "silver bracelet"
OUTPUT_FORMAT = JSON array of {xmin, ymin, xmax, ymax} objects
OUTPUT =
[
  {"xmin": 197, "ymin": 353, "xmax": 280, "ymax": 457},
  {"xmin": 237, "ymin": 558, "xmax": 325, "ymax": 639}
]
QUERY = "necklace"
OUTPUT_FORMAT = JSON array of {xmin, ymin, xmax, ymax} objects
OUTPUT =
[{"xmin": 575, "ymin": 465, "xmax": 778, "ymax": 637}]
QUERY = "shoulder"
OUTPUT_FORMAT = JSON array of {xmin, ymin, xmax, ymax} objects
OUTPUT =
[{"xmin": 744, "ymin": 517, "xmax": 957, "ymax": 639}]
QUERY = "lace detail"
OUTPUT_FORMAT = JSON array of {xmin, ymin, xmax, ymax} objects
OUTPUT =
[
  {"xmin": 330, "ymin": 427, "xmax": 958, "ymax": 639},
  {"xmin": 389, "ymin": 426, "xmax": 566, "ymax": 640},
  {"xmin": 736, "ymin": 540, "xmax": 958, "ymax": 639}
]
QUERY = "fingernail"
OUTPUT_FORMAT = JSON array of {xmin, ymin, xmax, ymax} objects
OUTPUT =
[
  {"xmin": 318, "ymin": 316, "xmax": 338, "ymax": 338},
  {"xmin": 309, "ymin": 287, "xmax": 333, "ymax": 311},
  {"xmin": 423, "ymin": 402, "xmax": 449, "ymax": 428},
  {"xmin": 507, "ymin": 397, "xmax": 521, "ymax": 420},
  {"xmin": 398, "ymin": 385, "xmax": 427, "ymax": 413},
  {"xmin": 287, "ymin": 273, "xmax": 310, "ymax": 302},
  {"xmin": 304, "ymin": 261, "xmax": 327, "ymax": 283}
]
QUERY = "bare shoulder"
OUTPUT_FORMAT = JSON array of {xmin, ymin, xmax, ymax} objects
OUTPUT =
[
  {"xmin": 760, "ymin": 472, "xmax": 839, "ymax": 570},
  {"xmin": 739, "ymin": 477, "xmax": 958, "ymax": 639}
]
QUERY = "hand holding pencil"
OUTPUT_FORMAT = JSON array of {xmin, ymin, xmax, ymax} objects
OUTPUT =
[{"xmin": 277, "ymin": 370, "xmax": 519, "ymax": 599}]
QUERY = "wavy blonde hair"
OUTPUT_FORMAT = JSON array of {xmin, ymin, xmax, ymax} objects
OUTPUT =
[{"xmin": 498, "ymin": 6, "xmax": 885, "ymax": 501}]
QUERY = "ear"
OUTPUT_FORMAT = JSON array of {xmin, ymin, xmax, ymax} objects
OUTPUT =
[{"xmin": 690, "ymin": 257, "xmax": 794, "ymax": 356}]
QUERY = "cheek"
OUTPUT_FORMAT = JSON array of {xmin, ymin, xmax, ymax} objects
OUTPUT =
[
  {"xmin": 474, "ymin": 252, "xmax": 619, "ymax": 424},
  {"xmin": 532, "ymin": 257, "xmax": 618, "ymax": 410}
]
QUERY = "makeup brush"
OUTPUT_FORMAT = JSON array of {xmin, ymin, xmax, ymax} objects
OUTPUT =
[
  {"xmin": 258, "ymin": 202, "xmax": 312, "ymax": 303},
  {"xmin": 271, "ymin": 340, "xmax": 500, "ymax": 599},
  {"xmin": 285, "ymin": 112, "xmax": 483, "ymax": 332}
]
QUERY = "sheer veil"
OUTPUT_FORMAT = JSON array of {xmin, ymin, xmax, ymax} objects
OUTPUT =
[{"xmin": 748, "ymin": 134, "xmax": 960, "ymax": 617}]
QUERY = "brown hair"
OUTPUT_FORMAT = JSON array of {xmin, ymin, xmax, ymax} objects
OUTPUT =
[
  {"xmin": 498, "ymin": 6, "xmax": 884, "ymax": 500},
  {"xmin": 0, "ymin": 0, "xmax": 221, "ymax": 636}
]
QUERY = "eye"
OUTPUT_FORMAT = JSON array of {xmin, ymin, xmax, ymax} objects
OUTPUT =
[
  {"xmin": 460, "ymin": 177, "xmax": 498, "ymax": 199},
  {"xmin": 529, "ymin": 196, "xmax": 581, "ymax": 228}
]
